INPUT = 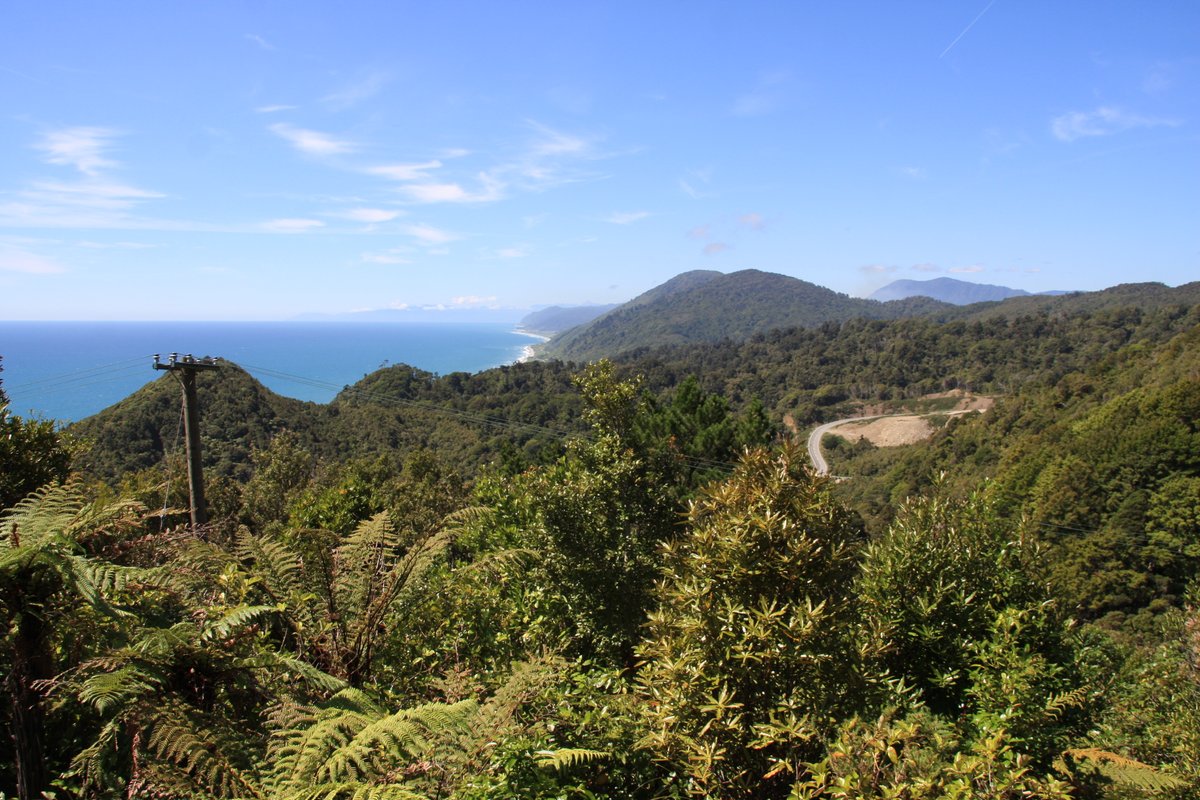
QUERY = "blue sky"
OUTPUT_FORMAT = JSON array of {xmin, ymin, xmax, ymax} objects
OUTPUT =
[{"xmin": 1, "ymin": 1, "xmax": 1196, "ymax": 320}]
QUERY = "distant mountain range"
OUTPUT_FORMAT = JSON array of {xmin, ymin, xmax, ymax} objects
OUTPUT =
[
  {"xmin": 539, "ymin": 269, "xmax": 950, "ymax": 362},
  {"xmin": 518, "ymin": 304, "xmax": 618, "ymax": 334},
  {"xmin": 868, "ymin": 277, "xmax": 1071, "ymax": 305}
]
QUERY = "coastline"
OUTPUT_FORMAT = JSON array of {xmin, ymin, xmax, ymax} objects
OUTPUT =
[{"xmin": 512, "ymin": 327, "xmax": 552, "ymax": 363}]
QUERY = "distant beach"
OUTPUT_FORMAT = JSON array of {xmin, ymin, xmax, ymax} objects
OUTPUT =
[{"xmin": 513, "ymin": 328, "xmax": 552, "ymax": 363}]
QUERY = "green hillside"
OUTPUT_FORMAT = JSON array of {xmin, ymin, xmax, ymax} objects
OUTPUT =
[{"xmin": 542, "ymin": 268, "xmax": 951, "ymax": 361}]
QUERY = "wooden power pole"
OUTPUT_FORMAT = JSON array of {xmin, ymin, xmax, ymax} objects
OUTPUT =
[{"xmin": 154, "ymin": 353, "xmax": 220, "ymax": 529}]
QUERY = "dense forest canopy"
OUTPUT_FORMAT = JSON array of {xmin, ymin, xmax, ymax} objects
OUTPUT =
[{"xmin": 2, "ymin": 281, "xmax": 1200, "ymax": 799}]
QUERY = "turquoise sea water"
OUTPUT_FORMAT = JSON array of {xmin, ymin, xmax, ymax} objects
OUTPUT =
[{"xmin": 0, "ymin": 322, "xmax": 539, "ymax": 423}]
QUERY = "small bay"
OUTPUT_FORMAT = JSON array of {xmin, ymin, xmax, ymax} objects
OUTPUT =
[{"xmin": 0, "ymin": 321, "xmax": 540, "ymax": 423}]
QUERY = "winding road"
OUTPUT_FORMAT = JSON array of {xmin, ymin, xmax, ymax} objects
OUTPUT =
[
  {"xmin": 807, "ymin": 409, "xmax": 978, "ymax": 475},
  {"xmin": 805, "ymin": 415, "xmax": 883, "ymax": 476}
]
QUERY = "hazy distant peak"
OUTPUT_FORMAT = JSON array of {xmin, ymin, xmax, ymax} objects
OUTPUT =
[{"xmin": 869, "ymin": 277, "xmax": 1032, "ymax": 305}]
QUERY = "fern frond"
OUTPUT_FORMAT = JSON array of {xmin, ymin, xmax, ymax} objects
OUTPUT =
[
  {"xmin": 78, "ymin": 664, "xmax": 155, "ymax": 713},
  {"xmin": 1058, "ymin": 748, "xmax": 1187, "ymax": 791},
  {"xmin": 1, "ymin": 481, "xmax": 83, "ymax": 547},
  {"xmin": 534, "ymin": 747, "xmax": 610, "ymax": 771},
  {"xmin": 318, "ymin": 699, "xmax": 475, "ymax": 784},
  {"xmin": 145, "ymin": 700, "xmax": 263, "ymax": 798},
  {"xmin": 275, "ymin": 783, "xmax": 428, "ymax": 800},
  {"xmin": 237, "ymin": 528, "xmax": 307, "ymax": 601},
  {"xmin": 202, "ymin": 604, "xmax": 278, "ymax": 641},
  {"xmin": 244, "ymin": 651, "xmax": 347, "ymax": 693}
]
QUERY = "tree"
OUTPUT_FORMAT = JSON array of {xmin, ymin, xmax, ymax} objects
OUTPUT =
[
  {"xmin": 0, "ymin": 482, "xmax": 143, "ymax": 800},
  {"xmin": 637, "ymin": 445, "xmax": 864, "ymax": 798}
]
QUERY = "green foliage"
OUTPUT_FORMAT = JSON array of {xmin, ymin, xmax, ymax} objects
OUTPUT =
[
  {"xmin": 857, "ymin": 491, "xmax": 1059, "ymax": 719},
  {"xmin": 638, "ymin": 445, "xmax": 864, "ymax": 798},
  {"xmin": 0, "ymin": 401, "xmax": 72, "ymax": 511},
  {"xmin": 793, "ymin": 711, "xmax": 1075, "ymax": 800}
]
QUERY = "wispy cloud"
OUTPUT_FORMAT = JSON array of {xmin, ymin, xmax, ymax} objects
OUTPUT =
[
  {"xmin": 366, "ymin": 161, "xmax": 443, "ymax": 181},
  {"xmin": 1050, "ymin": 106, "xmax": 1178, "ymax": 142},
  {"xmin": 270, "ymin": 123, "xmax": 356, "ymax": 156},
  {"xmin": 911, "ymin": 263, "xmax": 942, "ymax": 272},
  {"xmin": 261, "ymin": 218, "xmax": 325, "ymax": 233},
  {"xmin": 488, "ymin": 245, "xmax": 530, "ymax": 259},
  {"xmin": 334, "ymin": 207, "xmax": 403, "ymax": 223},
  {"xmin": 402, "ymin": 222, "xmax": 460, "ymax": 246},
  {"xmin": 35, "ymin": 127, "xmax": 119, "ymax": 176},
  {"xmin": 604, "ymin": 211, "xmax": 651, "ymax": 225},
  {"xmin": 687, "ymin": 224, "xmax": 711, "ymax": 240},
  {"xmin": 77, "ymin": 240, "xmax": 155, "ymax": 249},
  {"xmin": 361, "ymin": 248, "xmax": 412, "ymax": 265},
  {"xmin": 245, "ymin": 33, "xmax": 276, "ymax": 51},
  {"xmin": 322, "ymin": 70, "xmax": 391, "ymax": 111},
  {"xmin": 255, "ymin": 104, "xmax": 296, "ymax": 114},
  {"xmin": 731, "ymin": 70, "xmax": 790, "ymax": 117},
  {"xmin": 738, "ymin": 212, "xmax": 765, "ymax": 230},
  {"xmin": 703, "ymin": 242, "xmax": 730, "ymax": 255},
  {"xmin": 949, "ymin": 264, "xmax": 985, "ymax": 273},
  {"xmin": 860, "ymin": 264, "xmax": 899, "ymax": 275},
  {"xmin": 680, "ymin": 168, "xmax": 715, "ymax": 199},
  {"xmin": 0, "ymin": 245, "xmax": 65, "ymax": 274},
  {"xmin": 399, "ymin": 174, "xmax": 504, "ymax": 204},
  {"xmin": 898, "ymin": 166, "xmax": 928, "ymax": 180}
]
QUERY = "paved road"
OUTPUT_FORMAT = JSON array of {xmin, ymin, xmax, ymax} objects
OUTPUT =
[{"xmin": 806, "ymin": 414, "xmax": 882, "ymax": 475}]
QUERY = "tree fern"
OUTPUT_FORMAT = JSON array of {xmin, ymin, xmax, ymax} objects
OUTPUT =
[
  {"xmin": 1057, "ymin": 747, "xmax": 1187, "ymax": 793},
  {"xmin": 265, "ymin": 691, "xmax": 476, "ymax": 796},
  {"xmin": 534, "ymin": 747, "xmax": 610, "ymax": 770}
]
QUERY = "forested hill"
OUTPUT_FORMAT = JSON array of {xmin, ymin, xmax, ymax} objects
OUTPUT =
[
  {"xmin": 67, "ymin": 282, "xmax": 1200, "ymax": 488},
  {"xmin": 541, "ymin": 268, "xmax": 950, "ymax": 361},
  {"xmin": 19, "ymin": 280, "xmax": 1200, "ymax": 798}
]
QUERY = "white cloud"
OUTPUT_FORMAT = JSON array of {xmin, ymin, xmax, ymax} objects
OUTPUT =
[
  {"xmin": 680, "ymin": 168, "xmax": 715, "ymax": 199},
  {"xmin": 860, "ymin": 264, "xmax": 898, "ymax": 275},
  {"xmin": 492, "ymin": 246, "xmax": 530, "ymax": 259},
  {"xmin": 911, "ymin": 263, "xmax": 942, "ymax": 272},
  {"xmin": 899, "ymin": 166, "xmax": 927, "ymax": 180},
  {"xmin": 399, "ymin": 174, "xmax": 503, "ymax": 204},
  {"xmin": 527, "ymin": 121, "xmax": 589, "ymax": 157},
  {"xmin": 366, "ymin": 161, "xmax": 443, "ymax": 181},
  {"xmin": 261, "ymin": 218, "xmax": 325, "ymax": 233},
  {"xmin": 35, "ymin": 127, "xmax": 119, "ymax": 176},
  {"xmin": 687, "ymin": 224, "xmax": 711, "ymax": 240},
  {"xmin": 604, "ymin": 211, "xmax": 651, "ymax": 225},
  {"xmin": 255, "ymin": 104, "xmax": 296, "ymax": 114},
  {"xmin": 703, "ymin": 242, "xmax": 730, "ymax": 255},
  {"xmin": 0, "ymin": 246, "xmax": 65, "ymax": 274},
  {"xmin": 949, "ymin": 264, "xmax": 985, "ymax": 274},
  {"xmin": 336, "ymin": 207, "xmax": 403, "ymax": 223},
  {"xmin": 1051, "ymin": 106, "xmax": 1178, "ymax": 142},
  {"xmin": 270, "ymin": 123, "xmax": 356, "ymax": 156},
  {"xmin": 402, "ymin": 223, "xmax": 459, "ymax": 245}
]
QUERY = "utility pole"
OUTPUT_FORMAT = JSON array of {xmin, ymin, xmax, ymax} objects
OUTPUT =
[{"xmin": 153, "ymin": 353, "xmax": 220, "ymax": 529}]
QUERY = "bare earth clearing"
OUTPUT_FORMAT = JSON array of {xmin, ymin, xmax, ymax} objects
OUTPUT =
[
  {"xmin": 801, "ymin": 392, "xmax": 995, "ymax": 475},
  {"xmin": 831, "ymin": 391, "xmax": 995, "ymax": 447}
]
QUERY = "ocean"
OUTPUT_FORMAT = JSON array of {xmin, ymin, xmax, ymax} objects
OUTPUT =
[{"xmin": 0, "ymin": 321, "xmax": 544, "ymax": 424}]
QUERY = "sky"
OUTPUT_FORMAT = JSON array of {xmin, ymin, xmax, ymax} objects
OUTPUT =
[{"xmin": 1, "ymin": 1, "xmax": 1197, "ymax": 321}]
